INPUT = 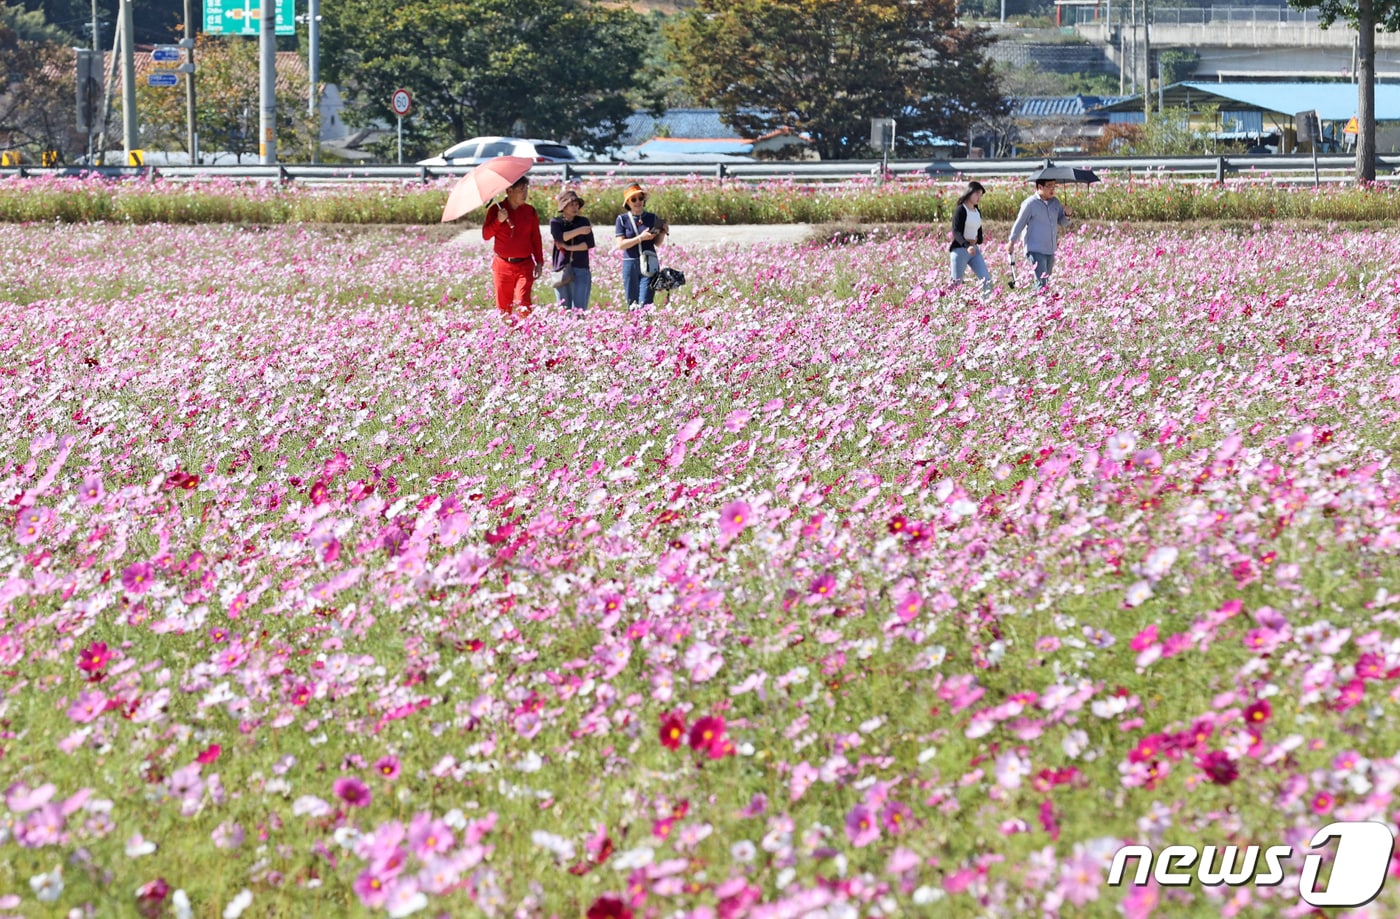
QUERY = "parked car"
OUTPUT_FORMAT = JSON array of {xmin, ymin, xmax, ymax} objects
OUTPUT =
[{"xmin": 417, "ymin": 136, "xmax": 578, "ymax": 167}]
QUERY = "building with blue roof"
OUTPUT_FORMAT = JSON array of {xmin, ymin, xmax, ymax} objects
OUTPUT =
[
  {"xmin": 615, "ymin": 110, "xmax": 815, "ymax": 163},
  {"xmin": 1096, "ymin": 81, "xmax": 1400, "ymax": 153}
]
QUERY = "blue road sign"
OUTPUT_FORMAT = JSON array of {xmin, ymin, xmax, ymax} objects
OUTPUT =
[
  {"xmin": 147, "ymin": 72, "xmax": 180, "ymax": 87},
  {"xmin": 152, "ymin": 47, "xmax": 181, "ymax": 62}
]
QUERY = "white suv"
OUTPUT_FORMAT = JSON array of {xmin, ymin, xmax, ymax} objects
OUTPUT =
[{"xmin": 418, "ymin": 136, "xmax": 578, "ymax": 167}]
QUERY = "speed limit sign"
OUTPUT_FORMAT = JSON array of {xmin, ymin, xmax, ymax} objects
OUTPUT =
[{"xmin": 391, "ymin": 88, "xmax": 412, "ymax": 117}]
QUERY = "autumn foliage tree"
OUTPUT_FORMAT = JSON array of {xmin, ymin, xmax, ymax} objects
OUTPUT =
[
  {"xmin": 134, "ymin": 34, "xmax": 308, "ymax": 161},
  {"xmin": 664, "ymin": 0, "xmax": 1006, "ymax": 160},
  {"xmin": 0, "ymin": 10, "xmax": 85, "ymax": 162}
]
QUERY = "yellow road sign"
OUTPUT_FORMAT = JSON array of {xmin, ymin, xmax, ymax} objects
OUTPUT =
[
  {"xmin": 128, "ymin": 150, "xmax": 145, "ymax": 166},
  {"xmin": 1344, "ymin": 116, "xmax": 1359, "ymax": 136}
]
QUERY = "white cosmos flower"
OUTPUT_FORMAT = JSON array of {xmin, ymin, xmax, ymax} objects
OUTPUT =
[
  {"xmin": 1125, "ymin": 581, "xmax": 1153, "ymax": 607},
  {"xmin": 1105, "ymin": 431, "xmax": 1138, "ymax": 461},
  {"xmin": 29, "ymin": 867, "xmax": 63, "ymax": 903},
  {"xmin": 222, "ymin": 889, "xmax": 252, "ymax": 919}
]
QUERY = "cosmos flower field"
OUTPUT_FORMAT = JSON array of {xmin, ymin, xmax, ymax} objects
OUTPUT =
[{"xmin": 2, "ymin": 219, "xmax": 1400, "ymax": 918}]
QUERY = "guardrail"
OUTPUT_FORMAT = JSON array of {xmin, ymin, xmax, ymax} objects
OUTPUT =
[{"xmin": 1, "ymin": 154, "xmax": 1398, "ymax": 184}]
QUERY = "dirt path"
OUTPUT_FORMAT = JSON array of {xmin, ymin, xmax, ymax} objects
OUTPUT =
[{"xmin": 449, "ymin": 223, "xmax": 819, "ymax": 251}]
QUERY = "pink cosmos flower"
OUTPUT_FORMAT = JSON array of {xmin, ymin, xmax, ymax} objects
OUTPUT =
[
  {"xmin": 17, "ymin": 804, "xmax": 66, "ymax": 847},
  {"xmin": 353, "ymin": 869, "xmax": 393, "ymax": 908},
  {"xmin": 67, "ymin": 689, "xmax": 107, "ymax": 724},
  {"xmin": 13, "ymin": 506, "xmax": 49, "ymax": 545},
  {"xmin": 1129, "ymin": 625, "xmax": 1158, "ymax": 651},
  {"xmin": 896, "ymin": 592, "xmax": 922, "ymax": 623},
  {"xmin": 77, "ymin": 475, "xmax": 104, "ymax": 505},
  {"xmin": 845, "ymin": 805, "xmax": 879, "ymax": 847},
  {"xmin": 717, "ymin": 501, "xmax": 751, "ymax": 540},
  {"xmin": 374, "ymin": 756, "xmax": 401, "ymax": 780},
  {"xmin": 807, "ymin": 573, "xmax": 836, "ymax": 598},
  {"xmin": 880, "ymin": 800, "xmax": 912, "ymax": 833},
  {"xmin": 5, "ymin": 782, "xmax": 56, "ymax": 813},
  {"xmin": 407, "ymin": 814, "xmax": 454, "ymax": 859}
]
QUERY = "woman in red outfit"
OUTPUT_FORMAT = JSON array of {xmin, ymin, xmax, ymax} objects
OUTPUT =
[{"xmin": 482, "ymin": 176, "xmax": 543, "ymax": 316}]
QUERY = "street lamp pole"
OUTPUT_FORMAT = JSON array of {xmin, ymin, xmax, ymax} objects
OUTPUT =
[
  {"xmin": 308, "ymin": 0, "xmax": 320, "ymax": 163},
  {"xmin": 259, "ymin": 0, "xmax": 277, "ymax": 163},
  {"xmin": 120, "ymin": 0, "xmax": 138, "ymax": 162},
  {"xmin": 184, "ymin": 0, "xmax": 198, "ymax": 163}
]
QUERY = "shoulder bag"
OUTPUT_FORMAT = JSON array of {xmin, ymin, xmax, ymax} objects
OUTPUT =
[{"xmin": 630, "ymin": 214, "xmax": 661, "ymax": 277}]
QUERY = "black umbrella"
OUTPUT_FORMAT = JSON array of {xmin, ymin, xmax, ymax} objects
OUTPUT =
[{"xmin": 1028, "ymin": 164, "xmax": 1101, "ymax": 184}]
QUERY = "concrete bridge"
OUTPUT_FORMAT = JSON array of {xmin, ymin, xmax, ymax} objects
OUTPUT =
[{"xmin": 1070, "ymin": 8, "xmax": 1400, "ymax": 80}]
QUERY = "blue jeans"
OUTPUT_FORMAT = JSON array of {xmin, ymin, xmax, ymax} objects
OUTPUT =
[
  {"xmin": 556, "ymin": 267, "xmax": 591, "ymax": 310},
  {"xmin": 950, "ymin": 247, "xmax": 993, "ymax": 292},
  {"xmin": 1027, "ymin": 252, "xmax": 1056, "ymax": 289},
  {"xmin": 622, "ymin": 258, "xmax": 653, "ymax": 307}
]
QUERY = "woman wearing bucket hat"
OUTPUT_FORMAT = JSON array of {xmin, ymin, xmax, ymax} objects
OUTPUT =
[
  {"xmin": 614, "ymin": 183, "xmax": 668, "ymax": 310},
  {"xmin": 550, "ymin": 189, "xmax": 595, "ymax": 310}
]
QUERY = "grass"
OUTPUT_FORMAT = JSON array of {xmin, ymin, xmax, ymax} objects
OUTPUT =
[{"xmin": 2, "ymin": 174, "xmax": 1400, "ymax": 226}]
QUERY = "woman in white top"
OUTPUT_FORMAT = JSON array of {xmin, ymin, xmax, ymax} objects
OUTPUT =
[{"xmin": 949, "ymin": 181, "xmax": 993, "ymax": 293}]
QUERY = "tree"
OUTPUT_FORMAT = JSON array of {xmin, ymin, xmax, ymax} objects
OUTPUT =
[
  {"xmin": 3, "ymin": 0, "xmax": 73, "ymax": 42},
  {"xmin": 132, "ymin": 35, "xmax": 308, "ymax": 161},
  {"xmin": 1288, "ymin": 0, "xmax": 1400, "ymax": 182},
  {"xmin": 1, "ymin": 20, "xmax": 85, "ymax": 161},
  {"xmin": 664, "ymin": 0, "xmax": 1007, "ymax": 160},
  {"xmin": 320, "ymin": 0, "xmax": 652, "ymax": 160}
]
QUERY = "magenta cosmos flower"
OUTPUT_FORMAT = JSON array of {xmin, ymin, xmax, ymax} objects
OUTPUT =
[
  {"xmin": 121, "ymin": 561, "xmax": 155, "ymax": 594},
  {"xmin": 332, "ymin": 777, "xmax": 372, "ymax": 808}
]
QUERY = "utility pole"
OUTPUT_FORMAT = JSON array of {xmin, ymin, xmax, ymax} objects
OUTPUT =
[
  {"xmin": 120, "ymin": 0, "xmax": 138, "ymax": 163},
  {"xmin": 94, "ymin": 10, "xmax": 121, "ymax": 163},
  {"xmin": 259, "ymin": 0, "xmax": 277, "ymax": 164},
  {"xmin": 184, "ymin": 0, "xmax": 198, "ymax": 163},
  {"xmin": 1127, "ymin": 0, "xmax": 1136, "ymax": 95},
  {"xmin": 308, "ymin": 0, "xmax": 320, "ymax": 163},
  {"xmin": 88, "ymin": 0, "xmax": 100, "ymax": 160},
  {"xmin": 1142, "ymin": 0, "xmax": 1152, "ymax": 120}
]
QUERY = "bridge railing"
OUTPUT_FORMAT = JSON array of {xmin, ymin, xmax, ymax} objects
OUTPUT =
[{"xmin": 1065, "ymin": 4, "xmax": 1324, "ymax": 26}]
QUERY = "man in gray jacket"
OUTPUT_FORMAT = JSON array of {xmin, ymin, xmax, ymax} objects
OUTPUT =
[{"xmin": 1008, "ymin": 179, "xmax": 1071, "ymax": 290}]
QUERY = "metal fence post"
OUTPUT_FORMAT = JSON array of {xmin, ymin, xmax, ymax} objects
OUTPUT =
[
  {"xmin": 562, "ymin": 163, "xmax": 572, "ymax": 183},
  {"xmin": 716, "ymin": 163, "xmax": 727, "ymax": 180},
  {"xmin": 1215, "ymin": 156, "xmax": 1225, "ymax": 184}
]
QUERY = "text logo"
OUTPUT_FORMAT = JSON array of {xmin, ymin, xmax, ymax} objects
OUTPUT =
[{"xmin": 1108, "ymin": 821, "xmax": 1395, "ymax": 908}]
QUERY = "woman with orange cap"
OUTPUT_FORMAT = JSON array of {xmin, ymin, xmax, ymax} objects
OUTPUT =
[{"xmin": 613, "ymin": 183, "xmax": 668, "ymax": 310}]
